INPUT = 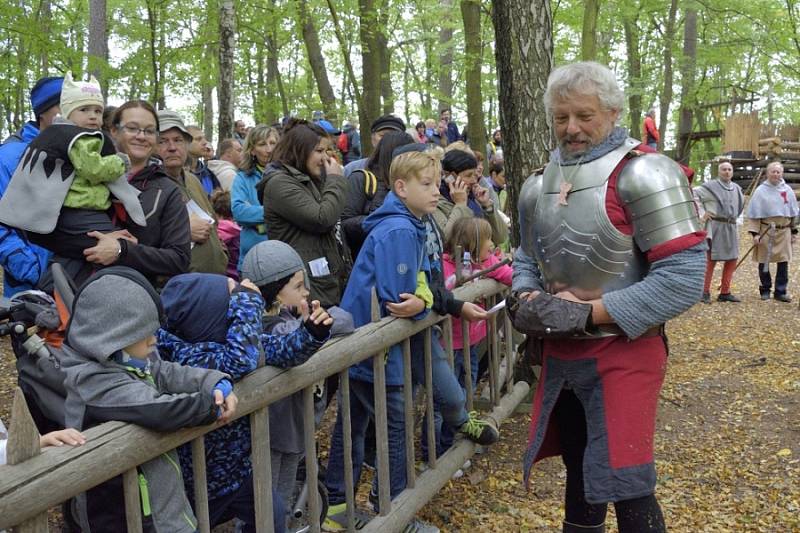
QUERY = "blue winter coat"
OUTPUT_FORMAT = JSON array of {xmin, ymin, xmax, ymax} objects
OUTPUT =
[
  {"xmin": 342, "ymin": 192, "xmax": 430, "ymax": 386},
  {"xmin": 231, "ymin": 168, "xmax": 267, "ymax": 270},
  {"xmin": 0, "ymin": 121, "xmax": 50, "ymax": 296},
  {"xmin": 157, "ymin": 290, "xmax": 327, "ymax": 498}
]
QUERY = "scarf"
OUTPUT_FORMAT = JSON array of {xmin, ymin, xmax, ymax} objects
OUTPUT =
[
  {"xmin": 552, "ymin": 126, "xmax": 629, "ymax": 166},
  {"xmin": 113, "ymin": 350, "xmax": 152, "ymax": 374}
]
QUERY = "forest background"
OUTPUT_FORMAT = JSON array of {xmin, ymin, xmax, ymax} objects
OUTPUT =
[{"xmin": 2, "ymin": 0, "xmax": 799, "ymax": 189}]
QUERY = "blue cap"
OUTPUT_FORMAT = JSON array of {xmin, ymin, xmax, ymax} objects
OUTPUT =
[
  {"xmin": 30, "ymin": 76, "xmax": 64, "ymax": 117},
  {"xmin": 317, "ymin": 118, "xmax": 340, "ymax": 135}
]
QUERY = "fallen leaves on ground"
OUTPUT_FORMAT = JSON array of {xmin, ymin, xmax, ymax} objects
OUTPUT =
[
  {"xmin": 1, "ymin": 228, "xmax": 799, "ymax": 531},
  {"xmin": 416, "ymin": 240, "xmax": 800, "ymax": 531}
]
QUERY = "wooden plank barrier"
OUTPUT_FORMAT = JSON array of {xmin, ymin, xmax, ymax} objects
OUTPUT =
[{"xmin": 0, "ymin": 280, "xmax": 525, "ymax": 532}]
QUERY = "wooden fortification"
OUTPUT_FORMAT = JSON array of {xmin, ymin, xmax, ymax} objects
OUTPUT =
[{"xmin": 721, "ymin": 112, "xmax": 800, "ymax": 196}]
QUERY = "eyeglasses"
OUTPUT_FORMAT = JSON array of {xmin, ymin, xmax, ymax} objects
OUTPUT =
[{"xmin": 120, "ymin": 124, "xmax": 158, "ymax": 138}]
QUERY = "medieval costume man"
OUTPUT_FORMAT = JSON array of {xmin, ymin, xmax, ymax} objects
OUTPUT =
[
  {"xmin": 511, "ymin": 61, "xmax": 706, "ymax": 533},
  {"xmin": 746, "ymin": 161, "xmax": 799, "ymax": 302}
]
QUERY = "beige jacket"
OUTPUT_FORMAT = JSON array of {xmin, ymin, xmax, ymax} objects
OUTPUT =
[{"xmin": 432, "ymin": 198, "xmax": 509, "ymax": 245}]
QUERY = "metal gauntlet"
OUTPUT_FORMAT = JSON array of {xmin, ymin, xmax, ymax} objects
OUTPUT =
[{"xmin": 507, "ymin": 292, "xmax": 593, "ymax": 338}]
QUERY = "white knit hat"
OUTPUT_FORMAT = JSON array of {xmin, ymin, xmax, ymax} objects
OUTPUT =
[{"xmin": 60, "ymin": 71, "xmax": 104, "ymax": 120}]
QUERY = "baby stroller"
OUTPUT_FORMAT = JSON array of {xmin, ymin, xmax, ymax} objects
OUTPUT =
[
  {"xmin": 1, "ymin": 264, "xmax": 83, "ymax": 530},
  {"xmin": 2, "ymin": 263, "xmax": 76, "ymax": 436}
]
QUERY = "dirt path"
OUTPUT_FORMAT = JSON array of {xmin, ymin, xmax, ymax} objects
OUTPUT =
[
  {"xmin": 1, "ymin": 243, "xmax": 799, "ymax": 531},
  {"xmin": 417, "ymin": 255, "xmax": 800, "ymax": 531}
]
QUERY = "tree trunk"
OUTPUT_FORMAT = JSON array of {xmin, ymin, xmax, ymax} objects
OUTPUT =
[
  {"xmin": 676, "ymin": 6, "xmax": 697, "ymax": 165},
  {"xmin": 423, "ymin": 36, "xmax": 434, "ymax": 113},
  {"xmin": 403, "ymin": 60, "xmax": 412, "ymax": 127},
  {"xmin": 201, "ymin": 78, "xmax": 214, "ymax": 143},
  {"xmin": 658, "ymin": 0, "xmax": 678, "ymax": 151},
  {"xmin": 298, "ymin": 0, "xmax": 337, "ymax": 123},
  {"xmin": 38, "ymin": 0, "xmax": 51, "ymax": 75},
  {"xmin": 581, "ymin": 0, "xmax": 600, "ymax": 61},
  {"xmin": 252, "ymin": 40, "xmax": 265, "ymax": 124},
  {"xmin": 379, "ymin": 35, "xmax": 394, "ymax": 114},
  {"xmin": 146, "ymin": 0, "xmax": 164, "ymax": 108},
  {"xmin": 438, "ymin": 0, "xmax": 455, "ymax": 112},
  {"xmin": 461, "ymin": 0, "xmax": 486, "ymax": 154},
  {"xmin": 268, "ymin": 38, "xmax": 289, "ymax": 120},
  {"xmin": 377, "ymin": 7, "xmax": 393, "ymax": 114},
  {"xmin": 325, "ymin": 0, "xmax": 363, "ymax": 107},
  {"xmin": 201, "ymin": 0, "xmax": 218, "ymax": 137},
  {"xmin": 493, "ymin": 0, "xmax": 553, "ymax": 246},
  {"xmin": 622, "ymin": 9, "xmax": 642, "ymax": 138},
  {"xmin": 766, "ymin": 63, "xmax": 775, "ymax": 126},
  {"xmin": 259, "ymin": 0, "xmax": 285, "ymax": 124},
  {"xmin": 87, "ymin": 0, "xmax": 108, "ymax": 91},
  {"xmin": 218, "ymin": 0, "xmax": 235, "ymax": 141},
  {"xmin": 359, "ymin": 0, "xmax": 383, "ymax": 155},
  {"xmin": 156, "ymin": 25, "xmax": 165, "ymax": 109}
]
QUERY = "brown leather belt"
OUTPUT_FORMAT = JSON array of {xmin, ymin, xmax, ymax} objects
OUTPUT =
[
  {"xmin": 596, "ymin": 324, "xmax": 664, "ymax": 339},
  {"xmin": 760, "ymin": 222, "xmax": 792, "ymax": 230},
  {"xmin": 710, "ymin": 215, "xmax": 737, "ymax": 224}
]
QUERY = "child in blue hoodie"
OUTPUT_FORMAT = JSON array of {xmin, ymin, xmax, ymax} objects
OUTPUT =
[
  {"xmin": 157, "ymin": 272, "xmax": 333, "ymax": 533},
  {"xmin": 241, "ymin": 239, "xmax": 354, "ymax": 524},
  {"xmin": 324, "ymin": 144, "xmax": 447, "ymax": 532}
]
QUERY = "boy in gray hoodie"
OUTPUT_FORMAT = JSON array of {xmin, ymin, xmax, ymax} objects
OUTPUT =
[{"xmin": 61, "ymin": 266, "xmax": 238, "ymax": 533}]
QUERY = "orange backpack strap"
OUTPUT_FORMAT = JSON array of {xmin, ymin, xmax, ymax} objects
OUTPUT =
[{"xmin": 43, "ymin": 291, "xmax": 70, "ymax": 348}]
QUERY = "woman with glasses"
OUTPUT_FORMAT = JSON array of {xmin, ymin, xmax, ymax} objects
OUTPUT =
[
  {"xmin": 88, "ymin": 100, "xmax": 191, "ymax": 288},
  {"xmin": 0, "ymin": 100, "xmax": 191, "ymax": 289}
]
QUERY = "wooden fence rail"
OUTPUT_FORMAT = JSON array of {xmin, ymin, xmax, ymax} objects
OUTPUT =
[{"xmin": 0, "ymin": 279, "xmax": 528, "ymax": 532}]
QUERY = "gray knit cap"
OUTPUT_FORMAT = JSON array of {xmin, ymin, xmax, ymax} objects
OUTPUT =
[
  {"xmin": 67, "ymin": 275, "xmax": 161, "ymax": 362},
  {"xmin": 241, "ymin": 240, "xmax": 308, "ymax": 288}
]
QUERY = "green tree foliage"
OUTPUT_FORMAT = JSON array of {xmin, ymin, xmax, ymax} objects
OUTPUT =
[{"xmin": 2, "ymin": 0, "xmax": 800, "ymax": 177}]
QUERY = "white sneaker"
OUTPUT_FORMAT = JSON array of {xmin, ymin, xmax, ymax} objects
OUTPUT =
[
  {"xmin": 461, "ymin": 459, "xmax": 472, "ymax": 470},
  {"xmin": 451, "ymin": 468, "xmax": 464, "ymax": 480}
]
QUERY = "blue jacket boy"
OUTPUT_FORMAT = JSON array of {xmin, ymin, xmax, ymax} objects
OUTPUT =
[{"xmin": 342, "ymin": 191, "xmax": 430, "ymax": 386}]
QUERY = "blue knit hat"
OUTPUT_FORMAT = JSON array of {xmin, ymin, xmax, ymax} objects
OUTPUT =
[{"xmin": 30, "ymin": 76, "xmax": 64, "ymax": 117}]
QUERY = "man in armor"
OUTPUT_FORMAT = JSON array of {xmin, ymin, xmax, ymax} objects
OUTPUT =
[
  {"xmin": 693, "ymin": 160, "xmax": 744, "ymax": 303},
  {"xmin": 510, "ymin": 61, "xmax": 706, "ymax": 533}
]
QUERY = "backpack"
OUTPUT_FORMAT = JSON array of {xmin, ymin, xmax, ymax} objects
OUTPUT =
[{"xmin": 337, "ymin": 131, "xmax": 349, "ymax": 153}]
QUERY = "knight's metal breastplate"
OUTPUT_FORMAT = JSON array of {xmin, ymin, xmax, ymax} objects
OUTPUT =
[{"xmin": 530, "ymin": 139, "xmax": 647, "ymax": 300}]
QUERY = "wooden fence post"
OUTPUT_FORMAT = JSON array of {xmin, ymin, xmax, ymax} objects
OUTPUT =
[
  {"xmin": 371, "ymin": 287, "xmax": 392, "ymax": 515},
  {"xmin": 8, "ymin": 387, "xmax": 48, "ymax": 532}
]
